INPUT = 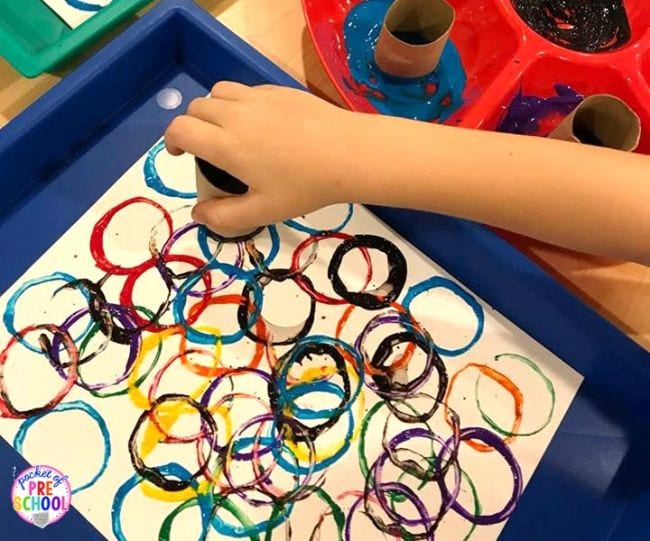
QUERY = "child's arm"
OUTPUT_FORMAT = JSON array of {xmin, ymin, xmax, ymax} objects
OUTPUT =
[{"xmin": 164, "ymin": 82, "xmax": 650, "ymax": 265}]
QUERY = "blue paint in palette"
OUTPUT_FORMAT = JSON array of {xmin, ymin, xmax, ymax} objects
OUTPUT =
[{"xmin": 343, "ymin": 0, "xmax": 466, "ymax": 122}]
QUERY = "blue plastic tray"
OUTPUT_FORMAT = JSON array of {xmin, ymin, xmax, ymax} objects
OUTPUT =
[{"xmin": 0, "ymin": 1, "xmax": 648, "ymax": 539}]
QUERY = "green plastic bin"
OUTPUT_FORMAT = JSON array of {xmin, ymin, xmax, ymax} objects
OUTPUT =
[{"xmin": 0, "ymin": 0, "xmax": 155, "ymax": 77}]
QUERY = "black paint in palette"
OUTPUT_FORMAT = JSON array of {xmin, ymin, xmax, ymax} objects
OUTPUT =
[{"xmin": 512, "ymin": 0, "xmax": 631, "ymax": 53}]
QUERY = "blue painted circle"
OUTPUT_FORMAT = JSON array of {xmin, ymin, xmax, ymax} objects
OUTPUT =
[
  {"xmin": 3, "ymin": 272, "xmax": 93, "ymax": 353},
  {"xmin": 284, "ymin": 204, "xmax": 354, "ymax": 234},
  {"xmin": 172, "ymin": 269, "xmax": 264, "ymax": 345},
  {"xmin": 197, "ymin": 224, "xmax": 280, "ymax": 277},
  {"xmin": 14, "ymin": 400, "xmax": 110, "ymax": 495},
  {"xmin": 402, "ymin": 276, "xmax": 484, "ymax": 356},
  {"xmin": 143, "ymin": 140, "xmax": 197, "ymax": 199}
]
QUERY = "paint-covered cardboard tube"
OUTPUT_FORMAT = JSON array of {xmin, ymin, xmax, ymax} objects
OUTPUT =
[
  {"xmin": 195, "ymin": 157, "xmax": 261, "ymax": 240},
  {"xmin": 374, "ymin": 0, "xmax": 455, "ymax": 79},
  {"xmin": 195, "ymin": 157, "xmax": 248, "ymax": 201},
  {"xmin": 548, "ymin": 94, "xmax": 641, "ymax": 152}
]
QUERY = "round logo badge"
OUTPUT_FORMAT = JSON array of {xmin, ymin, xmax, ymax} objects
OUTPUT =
[{"xmin": 11, "ymin": 465, "xmax": 71, "ymax": 529}]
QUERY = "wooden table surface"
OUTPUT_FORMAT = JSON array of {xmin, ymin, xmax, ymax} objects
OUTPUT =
[{"xmin": 0, "ymin": 0, "xmax": 647, "ymax": 351}]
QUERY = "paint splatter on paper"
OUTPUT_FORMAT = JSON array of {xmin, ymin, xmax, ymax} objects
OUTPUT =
[{"xmin": 0, "ymin": 139, "xmax": 582, "ymax": 540}]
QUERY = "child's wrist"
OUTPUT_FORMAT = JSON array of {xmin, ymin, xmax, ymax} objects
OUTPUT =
[{"xmin": 339, "ymin": 113, "xmax": 426, "ymax": 207}]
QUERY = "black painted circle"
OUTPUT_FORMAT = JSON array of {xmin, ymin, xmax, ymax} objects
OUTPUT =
[
  {"xmin": 128, "ymin": 393, "xmax": 217, "ymax": 491},
  {"xmin": 327, "ymin": 234, "xmax": 407, "ymax": 310},
  {"xmin": 238, "ymin": 268, "xmax": 316, "ymax": 346}
]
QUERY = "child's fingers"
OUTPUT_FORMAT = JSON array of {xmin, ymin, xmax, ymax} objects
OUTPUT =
[
  {"xmin": 186, "ymin": 97, "xmax": 235, "ymax": 127},
  {"xmin": 192, "ymin": 193, "xmax": 267, "ymax": 237},
  {"xmin": 164, "ymin": 115, "xmax": 231, "ymax": 166},
  {"xmin": 252, "ymin": 84, "xmax": 284, "ymax": 93},
  {"xmin": 211, "ymin": 80, "xmax": 250, "ymax": 101}
]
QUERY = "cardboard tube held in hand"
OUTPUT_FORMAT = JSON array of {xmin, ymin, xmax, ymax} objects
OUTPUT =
[
  {"xmin": 194, "ymin": 157, "xmax": 260, "ymax": 240},
  {"xmin": 374, "ymin": 0, "xmax": 455, "ymax": 78},
  {"xmin": 548, "ymin": 94, "xmax": 641, "ymax": 152}
]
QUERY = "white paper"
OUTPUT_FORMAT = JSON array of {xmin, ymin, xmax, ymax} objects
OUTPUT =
[
  {"xmin": 0, "ymin": 139, "xmax": 582, "ymax": 540},
  {"xmin": 42, "ymin": 0, "xmax": 113, "ymax": 28}
]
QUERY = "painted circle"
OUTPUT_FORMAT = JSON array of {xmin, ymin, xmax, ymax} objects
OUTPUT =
[{"xmin": 402, "ymin": 276, "xmax": 484, "ymax": 356}]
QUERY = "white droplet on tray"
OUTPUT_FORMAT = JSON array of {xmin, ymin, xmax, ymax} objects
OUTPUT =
[{"xmin": 156, "ymin": 88, "xmax": 183, "ymax": 110}]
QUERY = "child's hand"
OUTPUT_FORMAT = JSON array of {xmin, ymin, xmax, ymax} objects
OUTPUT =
[
  {"xmin": 164, "ymin": 82, "xmax": 363, "ymax": 236},
  {"xmin": 165, "ymin": 81, "xmax": 650, "ymax": 263}
]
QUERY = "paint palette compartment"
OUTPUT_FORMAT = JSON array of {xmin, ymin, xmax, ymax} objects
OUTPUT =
[
  {"xmin": 0, "ymin": 0, "xmax": 154, "ymax": 77},
  {"xmin": 0, "ymin": 1, "xmax": 648, "ymax": 540},
  {"xmin": 303, "ymin": 0, "xmax": 650, "ymax": 152}
]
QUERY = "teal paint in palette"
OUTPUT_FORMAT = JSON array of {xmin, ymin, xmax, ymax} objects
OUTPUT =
[{"xmin": 343, "ymin": 0, "xmax": 467, "ymax": 121}]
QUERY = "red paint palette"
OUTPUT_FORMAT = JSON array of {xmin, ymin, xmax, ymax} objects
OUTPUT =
[{"xmin": 303, "ymin": 0, "xmax": 650, "ymax": 153}]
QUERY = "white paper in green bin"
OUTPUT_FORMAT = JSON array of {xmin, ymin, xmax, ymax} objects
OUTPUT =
[
  {"xmin": 42, "ymin": 0, "xmax": 113, "ymax": 28},
  {"xmin": 0, "ymin": 139, "xmax": 583, "ymax": 540}
]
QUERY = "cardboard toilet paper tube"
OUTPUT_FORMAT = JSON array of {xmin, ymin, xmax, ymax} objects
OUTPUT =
[
  {"xmin": 374, "ymin": 0, "xmax": 455, "ymax": 78},
  {"xmin": 548, "ymin": 94, "xmax": 641, "ymax": 152},
  {"xmin": 195, "ymin": 157, "xmax": 248, "ymax": 201},
  {"xmin": 195, "ymin": 157, "xmax": 260, "ymax": 240}
]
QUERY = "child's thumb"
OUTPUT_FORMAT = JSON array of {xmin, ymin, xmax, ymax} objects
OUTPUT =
[{"xmin": 191, "ymin": 195, "xmax": 267, "ymax": 238}]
